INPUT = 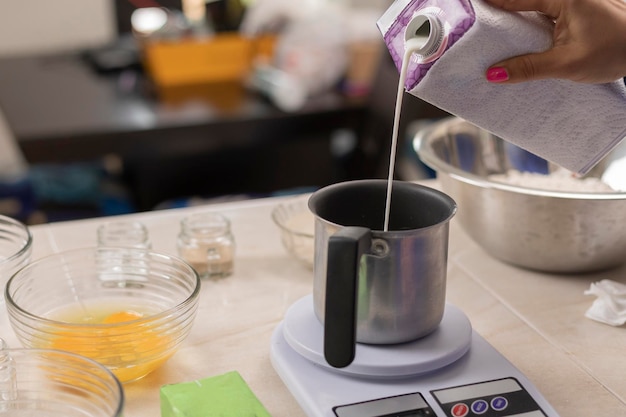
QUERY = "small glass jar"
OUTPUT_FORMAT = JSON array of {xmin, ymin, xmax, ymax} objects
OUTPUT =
[
  {"xmin": 97, "ymin": 220, "xmax": 151, "ymax": 249},
  {"xmin": 177, "ymin": 212, "xmax": 235, "ymax": 279}
]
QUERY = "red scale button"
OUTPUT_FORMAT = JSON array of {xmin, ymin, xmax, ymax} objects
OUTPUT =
[{"xmin": 451, "ymin": 402, "xmax": 469, "ymax": 417}]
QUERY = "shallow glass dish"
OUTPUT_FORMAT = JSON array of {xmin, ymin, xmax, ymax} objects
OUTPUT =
[
  {"xmin": 5, "ymin": 247, "xmax": 200, "ymax": 383},
  {"xmin": 0, "ymin": 347, "xmax": 124, "ymax": 417},
  {"xmin": 271, "ymin": 197, "xmax": 315, "ymax": 269}
]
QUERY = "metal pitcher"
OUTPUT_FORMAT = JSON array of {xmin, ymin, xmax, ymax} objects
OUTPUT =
[{"xmin": 308, "ymin": 179, "xmax": 456, "ymax": 368}]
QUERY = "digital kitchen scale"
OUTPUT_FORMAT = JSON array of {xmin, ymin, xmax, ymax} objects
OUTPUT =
[{"xmin": 270, "ymin": 295, "xmax": 561, "ymax": 417}]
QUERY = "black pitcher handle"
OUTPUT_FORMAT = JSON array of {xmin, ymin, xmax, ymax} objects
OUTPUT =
[{"xmin": 324, "ymin": 226, "xmax": 371, "ymax": 368}]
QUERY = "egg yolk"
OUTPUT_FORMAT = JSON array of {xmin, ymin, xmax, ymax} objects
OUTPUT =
[
  {"xmin": 102, "ymin": 310, "xmax": 143, "ymax": 323},
  {"xmin": 46, "ymin": 309, "xmax": 173, "ymax": 383}
]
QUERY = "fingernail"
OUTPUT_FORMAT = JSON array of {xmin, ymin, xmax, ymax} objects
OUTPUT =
[{"xmin": 486, "ymin": 67, "xmax": 509, "ymax": 83}]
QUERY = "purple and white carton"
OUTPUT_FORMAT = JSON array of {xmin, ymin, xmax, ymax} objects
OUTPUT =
[{"xmin": 377, "ymin": 0, "xmax": 626, "ymax": 175}]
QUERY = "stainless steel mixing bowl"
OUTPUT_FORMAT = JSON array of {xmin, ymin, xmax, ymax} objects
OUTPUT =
[{"xmin": 416, "ymin": 117, "xmax": 626, "ymax": 273}]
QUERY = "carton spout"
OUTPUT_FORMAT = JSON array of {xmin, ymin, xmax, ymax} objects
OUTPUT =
[{"xmin": 404, "ymin": 9, "xmax": 448, "ymax": 63}]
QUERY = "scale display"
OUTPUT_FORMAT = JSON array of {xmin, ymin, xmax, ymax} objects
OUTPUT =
[
  {"xmin": 332, "ymin": 377, "xmax": 544, "ymax": 417},
  {"xmin": 270, "ymin": 295, "xmax": 560, "ymax": 417}
]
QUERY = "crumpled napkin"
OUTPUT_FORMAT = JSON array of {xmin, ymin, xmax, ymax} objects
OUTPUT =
[{"xmin": 584, "ymin": 279, "xmax": 626, "ymax": 326}]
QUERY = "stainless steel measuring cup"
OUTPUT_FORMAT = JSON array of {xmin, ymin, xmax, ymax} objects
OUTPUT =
[{"xmin": 308, "ymin": 179, "xmax": 456, "ymax": 368}]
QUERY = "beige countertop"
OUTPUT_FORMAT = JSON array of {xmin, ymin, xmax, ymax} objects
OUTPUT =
[{"xmin": 2, "ymin": 180, "xmax": 626, "ymax": 416}]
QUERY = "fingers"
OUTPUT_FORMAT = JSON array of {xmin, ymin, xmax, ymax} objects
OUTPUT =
[
  {"xmin": 483, "ymin": 0, "xmax": 561, "ymax": 19},
  {"xmin": 483, "ymin": 0, "xmax": 563, "ymax": 83},
  {"xmin": 486, "ymin": 49, "xmax": 563, "ymax": 83}
]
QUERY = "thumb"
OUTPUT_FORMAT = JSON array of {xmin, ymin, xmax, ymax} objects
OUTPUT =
[{"xmin": 486, "ymin": 49, "xmax": 563, "ymax": 83}]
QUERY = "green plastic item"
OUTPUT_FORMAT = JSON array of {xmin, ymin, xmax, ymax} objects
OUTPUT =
[{"xmin": 160, "ymin": 371, "xmax": 272, "ymax": 417}]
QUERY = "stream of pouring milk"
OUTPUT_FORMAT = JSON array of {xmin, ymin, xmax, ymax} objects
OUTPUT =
[{"xmin": 384, "ymin": 38, "xmax": 424, "ymax": 231}]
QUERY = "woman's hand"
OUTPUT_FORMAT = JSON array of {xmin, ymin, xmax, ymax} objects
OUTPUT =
[{"xmin": 484, "ymin": 0, "xmax": 626, "ymax": 84}]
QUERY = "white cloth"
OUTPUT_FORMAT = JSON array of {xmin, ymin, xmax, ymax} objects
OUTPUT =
[
  {"xmin": 409, "ymin": 0, "xmax": 626, "ymax": 175},
  {"xmin": 585, "ymin": 279, "xmax": 626, "ymax": 326}
]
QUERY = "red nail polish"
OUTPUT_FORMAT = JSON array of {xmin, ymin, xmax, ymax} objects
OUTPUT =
[{"xmin": 486, "ymin": 67, "xmax": 509, "ymax": 82}]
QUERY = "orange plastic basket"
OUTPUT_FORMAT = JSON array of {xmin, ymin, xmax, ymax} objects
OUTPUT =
[{"xmin": 143, "ymin": 33, "xmax": 276, "ymax": 88}]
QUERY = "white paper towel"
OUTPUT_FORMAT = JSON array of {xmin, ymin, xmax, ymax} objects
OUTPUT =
[
  {"xmin": 404, "ymin": 0, "xmax": 626, "ymax": 175},
  {"xmin": 585, "ymin": 279, "xmax": 626, "ymax": 326}
]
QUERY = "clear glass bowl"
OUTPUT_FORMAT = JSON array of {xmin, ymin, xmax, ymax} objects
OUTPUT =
[
  {"xmin": 5, "ymin": 247, "xmax": 200, "ymax": 383},
  {"xmin": 271, "ymin": 197, "xmax": 315, "ymax": 269},
  {"xmin": 0, "ymin": 347, "xmax": 124, "ymax": 416},
  {"xmin": 0, "ymin": 215, "xmax": 32, "ymax": 302}
]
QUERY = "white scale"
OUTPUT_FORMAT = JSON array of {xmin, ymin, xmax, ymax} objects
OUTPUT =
[{"xmin": 271, "ymin": 295, "xmax": 561, "ymax": 417}]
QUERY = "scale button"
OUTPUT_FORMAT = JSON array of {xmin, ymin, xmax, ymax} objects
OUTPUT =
[
  {"xmin": 451, "ymin": 403, "xmax": 469, "ymax": 417},
  {"xmin": 491, "ymin": 396, "xmax": 508, "ymax": 411},
  {"xmin": 471, "ymin": 399, "xmax": 489, "ymax": 414}
]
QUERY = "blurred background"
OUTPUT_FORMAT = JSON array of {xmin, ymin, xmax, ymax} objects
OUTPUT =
[{"xmin": 0, "ymin": 0, "xmax": 448, "ymax": 224}]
